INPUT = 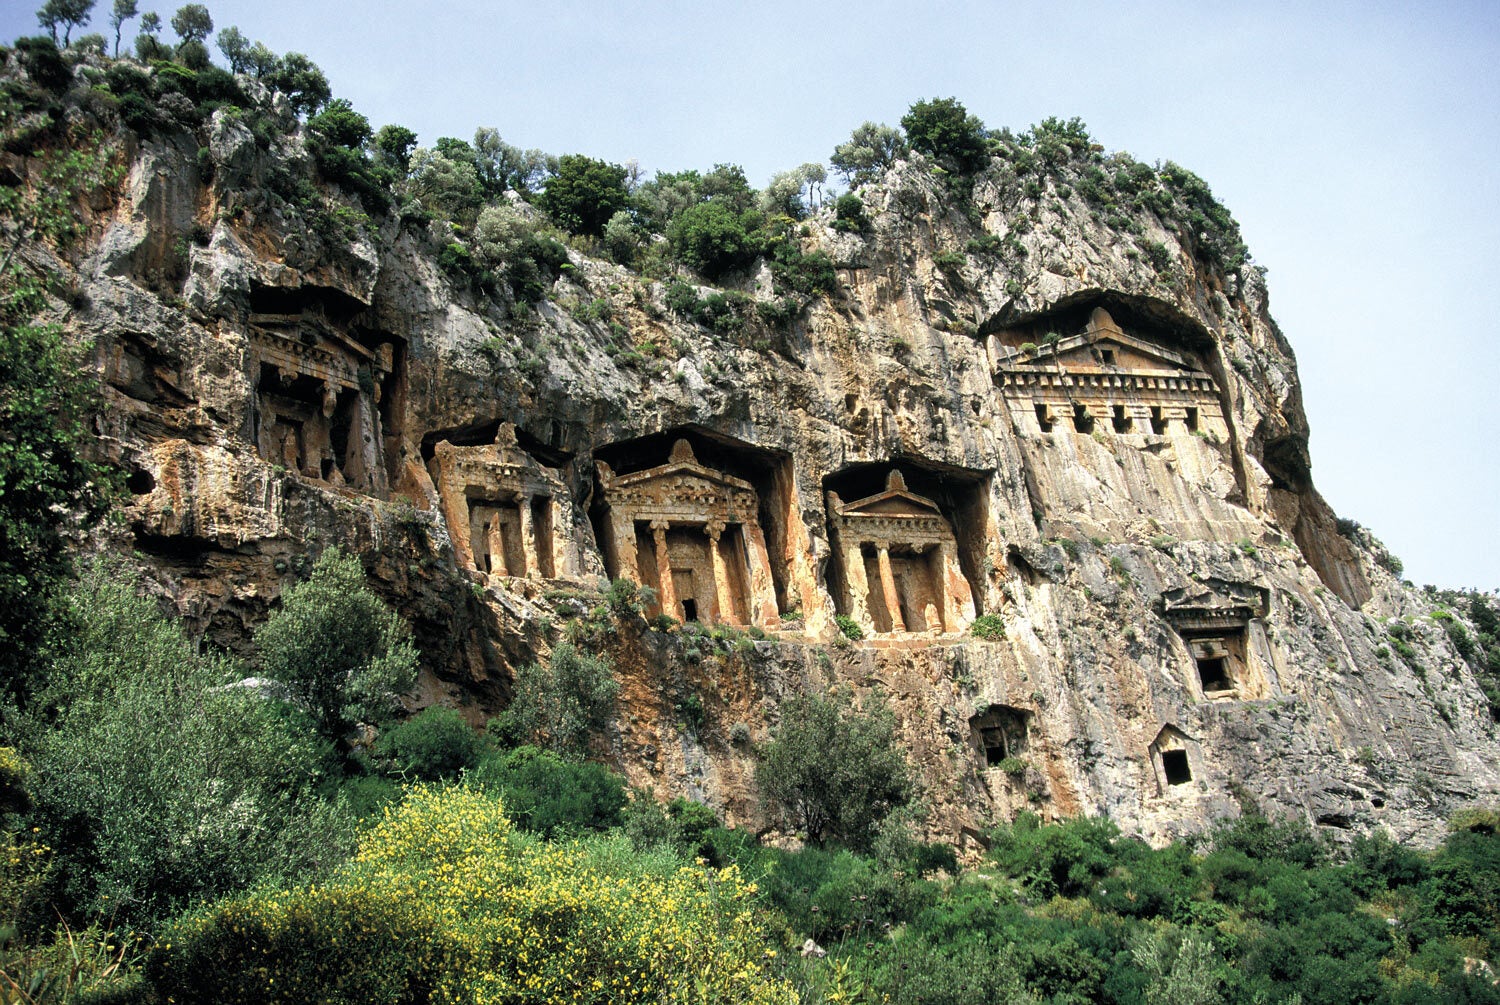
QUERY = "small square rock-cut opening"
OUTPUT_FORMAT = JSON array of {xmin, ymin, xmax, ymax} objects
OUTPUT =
[
  {"xmin": 1196, "ymin": 655, "xmax": 1230, "ymax": 693},
  {"xmin": 971, "ymin": 705, "xmax": 1030, "ymax": 769},
  {"xmin": 1184, "ymin": 629, "xmax": 1247, "ymax": 698},
  {"xmin": 1161, "ymin": 749, "xmax": 1192, "ymax": 785}
]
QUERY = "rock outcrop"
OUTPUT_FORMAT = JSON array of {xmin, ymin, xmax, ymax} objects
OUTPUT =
[{"xmin": 26, "ymin": 106, "xmax": 1500, "ymax": 851}]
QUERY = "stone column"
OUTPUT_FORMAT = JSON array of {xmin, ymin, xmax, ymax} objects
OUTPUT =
[
  {"xmin": 937, "ymin": 540, "xmax": 976, "ymax": 632},
  {"xmin": 875, "ymin": 540, "xmax": 905, "ymax": 633},
  {"xmin": 517, "ymin": 491, "xmax": 540, "ymax": 578},
  {"xmin": 436, "ymin": 450, "xmax": 478, "ymax": 573},
  {"xmin": 610, "ymin": 510, "xmax": 639, "ymax": 582},
  {"xmin": 843, "ymin": 538, "xmax": 874, "ymax": 634},
  {"xmin": 741, "ymin": 521, "xmax": 781, "ymax": 629},
  {"xmin": 706, "ymin": 520, "xmax": 736, "ymax": 626},
  {"xmin": 651, "ymin": 520, "xmax": 677, "ymax": 621},
  {"xmin": 487, "ymin": 514, "xmax": 509, "ymax": 577},
  {"xmin": 549, "ymin": 496, "xmax": 568, "ymax": 578}
]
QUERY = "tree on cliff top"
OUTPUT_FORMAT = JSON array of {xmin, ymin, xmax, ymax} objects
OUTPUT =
[
  {"xmin": 107, "ymin": 0, "xmax": 136, "ymax": 56},
  {"xmin": 901, "ymin": 96, "xmax": 989, "ymax": 174},
  {"xmin": 254, "ymin": 547, "xmax": 419, "ymax": 741},
  {"xmin": 831, "ymin": 121, "xmax": 907, "ymax": 185},
  {"xmin": 169, "ymin": 3, "xmax": 211, "ymax": 43},
  {"xmin": 36, "ymin": 0, "xmax": 94, "ymax": 47},
  {"xmin": 538, "ymin": 154, "xmax": 629, "ymax": 237}
]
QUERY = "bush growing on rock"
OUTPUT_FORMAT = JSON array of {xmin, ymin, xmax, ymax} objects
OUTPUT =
[
  {"xmin": 375, "ymin": 705, "xmax": 484, "ymax": 781},
  {"xmin": 756, "ymin": 688, "xmax": 913, "ymax": 851},
  {"xmin": 970, "ymin": 613, "xmax": 1006, "ymax": 640},
  {"xmin": 667, "ymin": 200, "xmax": 762, "ymax": 279},
  {"xmin": 490, "ymin": 642, "xmax": 617, "ymax": 755},
  {"xmin": 832, "ymin": 192, "xmax": 869, "ymax": 233},
  {"xmin": 254, "ymin": 546, "xmax": 419, "ymax": 743}
]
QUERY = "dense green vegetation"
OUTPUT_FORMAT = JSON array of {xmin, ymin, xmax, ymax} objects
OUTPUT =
[
  {"xmin": 4, "ymin": 0, "xmax": 1257, "ymax": 358},
  {"xmin": 8, "ymin": 550, "xmax": 1500, "ymax": 1002},
  {"xmin": 5, "ymin": 6, "xmax": 1499, "ymax": 1002}
]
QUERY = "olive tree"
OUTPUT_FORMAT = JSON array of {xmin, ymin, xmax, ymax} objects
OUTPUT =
[
  {"xmin": 107, "ymin": 0, "xmax": 136, "ymax": 56},
  {"xmin": 756, "ymin": 688, "xmax": 914, "ymax": 851},
  {"xmin": 169, "ymin": 2, "xmax": 211, "ymax": 43},
  {"xmin": 24, "ymin": 563, "xmax": 345, "ymax": 922},
  {"xmin": 36, "ymin": 0, "xmax": 94, "ymax": 46},
  {"xmin": 254, "ymin": 546, "xmax": 419, "ymax": 741},
  {"xmin": 215, "ymin": 24, "xmax": 249, "ymax": 72},
  {"xmin": 831, "ymin": 121, "xmax": 907, "ymax": 185}
]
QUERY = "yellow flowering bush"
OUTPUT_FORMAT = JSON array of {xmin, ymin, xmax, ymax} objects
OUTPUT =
[{"xmin": 149, "ymin": 785, "xmax": 798, "ymax": 1004}]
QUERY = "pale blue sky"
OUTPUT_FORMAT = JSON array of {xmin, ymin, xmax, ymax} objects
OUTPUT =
[{"xmin": 7, "ymin": 1, "xmax": 1497, "ymax": 590}]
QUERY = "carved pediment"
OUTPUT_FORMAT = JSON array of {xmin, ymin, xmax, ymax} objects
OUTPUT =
[
  {"xmin": 598, "ymin": 439, "xmax": 760, "ymax": 521},
  {"xmin": 250, "ymin": 316, "xmax": 391, "ymax": 393},
  {"xmin": 599, "ymin": 439, "xmax": 757, "ymax": 496},
  {"xmin": 833, "ymin": 470, "xmax": 943, "ymax": 518},
  {"xmin": 1158, "ymin": 578, "xmax": 1269, "ymax": 626},
  {"xmin": 434, "ymin": 424, "xmax": 565, "ymax": 499},
  {"xmin": 1002, "ymin": 307, "xmax": 1200, "ymax": 374}
]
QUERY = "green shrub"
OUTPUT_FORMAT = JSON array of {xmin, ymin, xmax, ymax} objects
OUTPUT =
[
  {"xmin": 756, "ymin": 689, "xmax": 913, "ymax": 851},
  {"xmin": 755, "ymin": 845, "xmax": 932, "ymax": 943},
  {"xmin": 996, "ymin": 756, "xmax": 1028, "ymax": 777},
  {"xmin": 376, "ymin": 706, "xmax": 484, "ymax": 781},
  {"xmin": 490, "ymin": 642, "xmax": 617, "ymax": 755},
  {"xmin": 623, "ymin": 793, "xmax": 720, "ymax": 859},
  {"xmin": 768, "ymin": 240, "xmax": 837, "ymax": 297},
  {"xmin": 988, "ymin": 812, "xmax": 1120, "ymax": 899},
  {"xmin": 831, "ymin": 192, "xmax": 869, "ymax": 233},
  {"xmin": 668, "ymin": 201, "xmax": 762, "ymax": 278},
  {"xmin": 467, "ymin": 746, "xmax": 626, "ymax": 837},
  {"xmin": 538, "ymin": 153, "xmax": 629, "ymax": 237},
  {"xmin": 970, "ymin": 613, "xmax": 1006, "ymax": 640},
  {"xmin": 15, "ymin": 36, "xmax": 70, "ymax": 93},
  {"xmin": 254, "ymin": 547, "xmax": 419, "ymax": 742},
  {"xmin": 834, "ymin": 614, "xmax": 865, "ymax": 641},
  {"xmin": 933, "ymin": 249, "xmax": 967, "ymax": 276}
]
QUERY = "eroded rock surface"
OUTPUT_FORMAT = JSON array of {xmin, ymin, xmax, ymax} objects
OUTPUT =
[{"xmin": 31, "ymin": 120, "xmax": 1500, "ymax": 850}]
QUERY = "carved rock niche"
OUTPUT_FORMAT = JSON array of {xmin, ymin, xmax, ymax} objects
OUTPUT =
[
  {"xmin": 247, "ymin": 289, "xmax": 404, "ymax": 497},
  {"xmin": 594, "ymin": 436, "xmax": 782, "ymax": 629},
  {"xmin": 971, "ymin": 704, "xmax": 1031, "ymax": 768},
  {"xmin": 824, "ymin": 464, "xmax": 985, "ymax": 637},
  {"xmin": 1159, "ymin": 581, "xmax": 1275, "ymax": 701},
  {"xmin": 993, "ymin": 305, "xmax": 1229, "ymax": 439},
  {"xmin": 431, "ymin": 423, "xmax": 573, "ymax": 581},
  {"xmin": 1150, "ymin": 725, "xmax": 1197, "ymax": 793}
]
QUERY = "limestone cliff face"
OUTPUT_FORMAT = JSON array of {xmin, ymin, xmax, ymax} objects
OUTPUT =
[{"xmin": 30, "ymin": 109, "xmax": 1500, "ymax": 850}]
